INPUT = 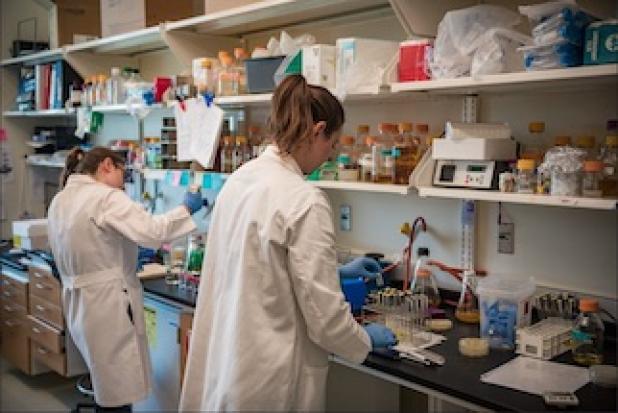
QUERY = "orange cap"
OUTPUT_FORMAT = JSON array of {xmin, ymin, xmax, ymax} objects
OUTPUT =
[
  {"xmin": 365, "ymin": 136, "xmax": 378, "ymax": 146},
  {"xmin": 236, "ymin": 135, "xmax": 247, "ymax": 145},
  {"xmin": 606, "ymin": 135, "xmax": 618, "ymax": 147},
  {"xmin": 223, "ymin": 136, "xmax": 234, "ymax": 145},
  {"xmin": 579, "ymin": 298, "xmax": 599, "ymax": 312},
  {"xmin": 234, "ymin": 48, "xmax": 247, "ymax": 60},
  {"xmin": 357, "ymin": 124, "xmax": 370, "ymax": 134},
  {"xmin": 340, "ymin": 135, "xmax": 356, "ymax": 145},
  {"xmin": 201, "ymin": 59, "xmax": 213, "ymax": 69},
  {"xmin": 416, "ymin": 123, "xmax": 429, "ymax": 134},
  {"xmin": 249, "ymin": 125, "xmax": 261, "ymax": 134},
  {"xmin": 399, "ymin": 122, "xmax": 413, "ymax": 133},
  {"xmin": 517, "ymin": 159, "xmax": 536, "ymax": 170},
  {"xmin": 554, "ymin": 136, "xmax": 572, "ymax": 146},
  {"xmin": 416, "ymin": 268, "xmax": 431, "ymax": 278},
  {"xmin": 529, "ymin": 122, "xmax": 545, "ymax": 133},
  {"xmin": 584, "ymin": 160, "xmax": 604, "ymax": 172},
  {"xmin": 575, "ymin": 135, "xmax": 596, "ymax": 148}
]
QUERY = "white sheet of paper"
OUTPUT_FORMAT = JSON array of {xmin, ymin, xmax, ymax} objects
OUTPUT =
[
  {"xmin": 190, "ymin": 100, "xmax": 224, "ymax": 169},
  {"xmin": 480, "ymin": 356, "xmax": 590, "ymax": 396},
  {"xmin": 174, "ymin": 101, "xmax": 193, "ymax": 162}
]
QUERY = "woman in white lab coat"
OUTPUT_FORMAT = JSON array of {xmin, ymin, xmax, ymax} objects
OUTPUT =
[
  {"xmin": 180, "ymin": 75, "xmax": 396, "ymax": 412},
  {"xmin": 47, "ymin": 147, "xmax": 204, "ymax": 410}
]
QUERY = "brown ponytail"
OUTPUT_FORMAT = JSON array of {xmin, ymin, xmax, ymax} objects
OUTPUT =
[
  {"xmin": 268, "ymin": 74, "xmax": 345, "ymax": 154},
  {"xmin": 60, "ymin": 146, "xmax": 125, "ymax": 188}
]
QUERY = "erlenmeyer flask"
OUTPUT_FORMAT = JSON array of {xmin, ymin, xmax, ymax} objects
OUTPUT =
[{"xmin": 455, "ymin": 270, "xmax": 480, "ymax": 323}]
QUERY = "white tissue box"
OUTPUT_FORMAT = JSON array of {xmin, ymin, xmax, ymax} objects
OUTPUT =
[{"xmin": 12, "ymin": 219, "xmax": 49, "ymax": 251}]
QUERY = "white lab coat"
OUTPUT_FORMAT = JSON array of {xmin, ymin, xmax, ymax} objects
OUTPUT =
[
  {"xmin": 47, "ymin": 174, "xmax": 196, "ymax": 407},
  {"xmin": 180, "ymin": 146, "xmax": 371, "ymax": 412}
]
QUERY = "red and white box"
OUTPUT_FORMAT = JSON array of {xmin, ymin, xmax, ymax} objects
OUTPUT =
[{"xmin": 398, "ymin": 39, "xmax": 433, "ymax": 82}]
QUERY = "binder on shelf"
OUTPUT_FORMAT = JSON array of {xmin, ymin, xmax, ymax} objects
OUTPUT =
[{"xmin": 33, "ymin": 60, "xmax": 81, "ymax": 112}]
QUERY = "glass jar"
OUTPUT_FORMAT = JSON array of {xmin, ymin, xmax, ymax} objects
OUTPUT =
[
  {"xmin": 392, "ymin": 140, "xmax": 417, "ymax": 185},
  {"xmin": 233, "ymin": 48, "xmax": 248, "ymax": 95},
  {"xmin": 599, "ymin": 135, "xmax": 617, "ymax": 197},
  {"xmin": 582, "ymin": 160, "xmax": 604, "ymax": 197},
  {"xmin": 571, "ymin": 298, "xmax": 604, "ymax": 366},
  {"xmin": 516, "ymin": 159, "xmax": 536, "ymax": 193},
  {"xmin": 551, "ymin": 171, "xmax": 581, "ymax": 196},
  {"xmin": 339, "ymin": 135, "xmax": 358, "ymax": 166},
  {"xmin": 318, "ymin": 160, "xmax": 338, "ymax": 181},
  {"xmin": 248, "ymin": 125, "xmax": 262, "ymax": 159}
]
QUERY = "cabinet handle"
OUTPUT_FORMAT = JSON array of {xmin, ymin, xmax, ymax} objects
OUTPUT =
[
  {"xmin": 3, "ymin": 305, "xmax": 13, "ymax": 312},
  {"xmin": 32, "ymin": 327, "xmax": 41, "ymax": 334},
  {"xmin": 4, "ymin": 320, "xmax": 16, "ymax": 327},
  {"xmin": 3, "ymin": 291, "xmax": 11, "ymax": 297},
  {"xmin": 33, "ymin": 272, "xmax": 44, "ymax": 279},
  {"xmin": 35, "ymin": 283, "xmax": 49, "ymax": 290},
  {"xmin": 35, "ymin": 305, "xmax": 46, "ymax": 312},
  {"xmin": 37, "ymin": 347, "xmax": 48, "ymax": 355}
]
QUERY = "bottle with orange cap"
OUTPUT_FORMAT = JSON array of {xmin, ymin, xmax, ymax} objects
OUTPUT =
[
  {"xmin": 392, "ymin": 122, "xmax": 417, "ymax": 185},
  {"xmin": 217, "ymin": 51, "xmax": 239, "ymax": 96},
  {"xmin": 233, "ymin": 48, "xmax": 248, "ymax": 94},
  {"xmin": 582, "ymin": 160, "xmax": 604, "ymax": 197},
  {"xmin": 516, "ymin": 159, "xmax": 536, "ymax": 193},
  {"xmin": 575, "ymin": 135, "xmax": 596, "ymax": 160},
  {"xmin": 553, "ymin": 135, "xmax": 572, "ymax": 147},
  {"xmin": 521, "ymin": 122, "xmax": 546, "ymax": 164},
  {"xmin": 220, "ymin": 136, "xmax": 235, "ymax": 173},
  {"xmin": 358, "ymin": 136, "xmax": 375, "ymax": 183},
  {"xmin": 571, "ymin": 297, "xmax": 604, "ymax": 366}
]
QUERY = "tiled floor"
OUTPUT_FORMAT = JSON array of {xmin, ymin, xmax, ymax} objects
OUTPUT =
[{"xmin": 0, "ymin": 358, "xmax": 86, "ymax": 412}]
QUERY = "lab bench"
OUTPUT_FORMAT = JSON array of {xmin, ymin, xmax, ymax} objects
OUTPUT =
[{"xmin": 141, "ymin": 278, "xmax": 617, "ymax": 412}]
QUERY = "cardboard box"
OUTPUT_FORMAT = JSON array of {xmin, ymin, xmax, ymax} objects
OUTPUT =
[
  {"xmin": 12, "ymin": 219, "xmax": 49, "ymax": 251},
  {"xmin": 302, "ymin": 45, "xmax": 336, "ymax": 89},
  {"xmin": 50, "ymin": 0, "xmax": 101, "ymax": 48},
  {"xmin": 205, "ymin": 0, "xmax": 262, "ymax": 14},
  {"xmin": 101, "ymin": 0, "xmax": 202, "ymax": 38}
]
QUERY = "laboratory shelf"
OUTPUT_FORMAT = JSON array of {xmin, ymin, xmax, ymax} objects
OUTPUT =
[
  {"xmin": 141, "ymin": 168, "xmax": 230, "ymax": 181},
  {"xmin": 166, "ymin": 0, "xmax": 389, "ymax": 36},
  {"xmin": 0, "ymin": 48, "xmax": 65, "ymax": 67},
  {"xmin": 214, "ymin": 94, "xmax": 272, "ymax": 106},
  {"xmin": 417, "ymin": 186, "xmax": 618, "ymax": 210},
  {"xmin": 26, "ymin": 158, "xmax": 65, "ymax": 168},
  {"xmin": 64, "ymin": 27, "xmax": 165, "ymax": 56},
  {"xmin": 391, "ymin": 64, "xmax": 618, "ymax": 95},
  {"xmin": 312, "ymin": 180, "xmax": 411, "ymax": 195},
  {"xmin": 2, "ymin": 109, "xmax": 75, "ymax": 118},
  {"xmin": 90, "ymin": 103, "xmax": 166, "ymax": 114}
]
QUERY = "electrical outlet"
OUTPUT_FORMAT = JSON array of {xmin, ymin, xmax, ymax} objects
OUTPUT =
[
  {"xmin": 340, "ymin": 204, "xmax": 351, "ymax": 231},
  {"xmin": 498, "ymin": 222, "xmax": 514, "ymax": 254}
]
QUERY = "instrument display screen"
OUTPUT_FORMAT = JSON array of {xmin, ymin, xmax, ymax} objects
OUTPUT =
[
  {"xmin": 439, "ymin": 165, "xmax": 456, "ymax": 182},
  {"xmin": 467, "ymin": 165, "xmax": 487, "ymax": 173}
]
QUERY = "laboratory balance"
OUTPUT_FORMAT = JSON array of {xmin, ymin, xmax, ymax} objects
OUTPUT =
[{"xmin": 432, "ymin": 122, "xmax": 516, "ymax": 190}]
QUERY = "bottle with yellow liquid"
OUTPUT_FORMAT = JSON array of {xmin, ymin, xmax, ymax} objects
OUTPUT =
[{"xmin": 572, "ymin": 298, "xmax": 604, "ymax": 366}]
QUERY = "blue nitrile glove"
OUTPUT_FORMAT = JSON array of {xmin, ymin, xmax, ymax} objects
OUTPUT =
[
  {"xmin": 364, "ymin": 323, "xmax": 397, "ymax": 349},
  {"xmin": 183, "ymin": 191, "xmax": 203, "ymax": 214},
  {"xmin": 338, "ymin": 257, "xmax": 381, "ymax": 280}
]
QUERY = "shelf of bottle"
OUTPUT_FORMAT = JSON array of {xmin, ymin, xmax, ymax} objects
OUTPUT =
[
  {"xmin": 417, "ymin": 186, "xmax": 618, "ymax": 210},
  {"xmin": 311, "ymin": 180, "xmax": 411, "ymax": 195}
]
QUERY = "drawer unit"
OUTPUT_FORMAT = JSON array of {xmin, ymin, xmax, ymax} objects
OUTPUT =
[
  {"xmin": 1, "ymin": 274, "xmax": 28, "ymax": 308},
  {"xmin": 0, "ymin": 297, "xmax": 27, "ymax": 322},
  {"xmin": 32, "ymin": 342, "xmax": 66, "ymax": 376},
  {"xmin": 28, "ymin": 266, "xmax": 57, "ymax": 290},
  {"xmin": 1, "ymin": 312, "xmax": 30, "ymax": 373},
  {"xmin": 27, "ymin": 315, "xmax": 64, "ymax": 354},
  {"xmin": 29, "ymin": 275, "xmax": 61, "ymax": 306},
  {"xmin": 29, "ymin": 294, "xmax": 64, "ymax": 330}
]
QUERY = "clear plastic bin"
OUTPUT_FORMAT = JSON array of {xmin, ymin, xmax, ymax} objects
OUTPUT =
[{"xmin": 477, "ymin": 276, "xmax": 535, "ymax": 350}]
